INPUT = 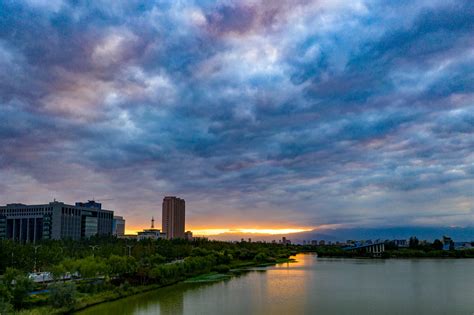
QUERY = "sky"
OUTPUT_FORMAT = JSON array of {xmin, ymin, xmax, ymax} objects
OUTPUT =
[{"xmin": 0, "ymin": 0, "xmax": 473, "ymax": 237}]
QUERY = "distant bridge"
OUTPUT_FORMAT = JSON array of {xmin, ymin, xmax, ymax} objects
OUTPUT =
[{"xmin": 343, "ymin": 242, "xmax": 385, "ymax": 256}]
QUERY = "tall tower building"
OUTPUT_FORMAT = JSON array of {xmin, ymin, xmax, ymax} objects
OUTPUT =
[{"xmin": 162, "ymin": 196, "xmax": 185, "ymax": 239}]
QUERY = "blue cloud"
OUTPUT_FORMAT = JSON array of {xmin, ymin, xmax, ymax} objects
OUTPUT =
[{"xmin": 0, "ymin": 0, "xmax": 472, "ymax": 229}]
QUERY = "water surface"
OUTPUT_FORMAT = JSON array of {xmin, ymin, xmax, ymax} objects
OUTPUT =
[{"xmin": 78, "ymin": 254, "xmax": 474, "ymax": 315}]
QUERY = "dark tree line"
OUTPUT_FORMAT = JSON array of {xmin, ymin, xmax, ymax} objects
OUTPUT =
[{"xmin": 0, "ymin": 237, "xmax": 295, "ymax": 312}]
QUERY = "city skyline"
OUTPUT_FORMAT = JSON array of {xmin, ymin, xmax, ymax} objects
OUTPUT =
[{"xmin": 0, "ymin": 1, "xmax": 473, "ymax": 237}]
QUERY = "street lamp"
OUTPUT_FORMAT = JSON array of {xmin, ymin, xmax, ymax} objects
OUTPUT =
[
  {"xmin": 89, "ymin": 245, "xmax": 99, "ymax": 257},
  {"xmin": 125, "ymin": 245, "xmax": 133, "ymax": 257},
  {"xmin": 33, "ymin": 245, "xmax": 42, "ymax": 272}
]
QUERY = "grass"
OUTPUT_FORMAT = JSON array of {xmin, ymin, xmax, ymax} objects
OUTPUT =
[{"xmin": 184, "ymin": 272, "xmax": 231, "ymax": 283}]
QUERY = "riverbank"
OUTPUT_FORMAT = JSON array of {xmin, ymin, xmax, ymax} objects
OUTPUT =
[
  {"xmin": 16, "ymin": 257, "xmax": 296, "ymax": 315},
  {"xmin": 74, "ymin": 254, "xmax": 474, "ymax": 315},
  {"xmin": 303, "ymin": 246, "xmax": 474, "ymax": 258}
]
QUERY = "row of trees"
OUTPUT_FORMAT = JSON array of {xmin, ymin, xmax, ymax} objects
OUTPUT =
[
  {"xmin": 0, "ymin": 236, "xmax": 294, "ymax": 274},
  {"xmin": 0, "ymin": 237, "xmax": 294, "ymax": 312}
]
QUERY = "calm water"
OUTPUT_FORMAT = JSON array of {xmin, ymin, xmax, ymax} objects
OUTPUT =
[{"xmin": 78, "ymin": 254, "xmax": 474, "ymax": 315}]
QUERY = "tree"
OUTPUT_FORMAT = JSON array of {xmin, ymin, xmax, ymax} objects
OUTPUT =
[
  {"xmin": 0, "ymin": 283, "xmax": 13, "ymax": 315},
  {"xmin": 48, "ymin": 282, "xmax": 77, "ymax": 309},
  {"xmin": 409, "ymin": 237, "xmax": 419, "ymax": 249},
  {"xmin": 51, "ymin": 264, "xmax": 67, "ymax": 281},
  {"xmin": 432, "ymin": 239, "xmax": 443, "ymax": 250},
  {"xmin": 77, "ymin": 256, "xmax": 107, "ymax": 279},
  {"xmin": 3, "ymin": 268, "xmax": 34, "ymax": 308},
  {"xmin": 0, "ymin": 298, "xmax": 12, "ymax": 315},
  {"xmin": 384, "ymin": 241, "xmax": 398, "ymax": 251}
]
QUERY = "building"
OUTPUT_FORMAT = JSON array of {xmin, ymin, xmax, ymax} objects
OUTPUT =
[
  {"xmin": 184, "ymin": 231, "xmax": 193, "ymax": 241},
  {"xmin": 162, "ymin": 196, "xmax": 185, "ymax": 239},
  {"xmin": 112, "ymin": 216, "xmax": 125, "ymax": 237},
  {"xmin": 393, "ymin": 239, "xmax": 408, "ymax": 247},
  {"xmin": 281, "ymin": 237, "xmax": 291, "ymax": 245},
  {"xmin": 454, "ymin": 242, "xmax": 473, "ymax": 250},
  {"xmin": 0, "ymin": 200, "xmax": 113, "ymax": 242},
  {"xmin": 442, "ymin": 236, "xmax": 454, "ymax": 251},
  {"xmin": 137, "ymin": 229, "xmax": 165, "ymax": 240},
  {"xmin": 137, "ymin": 217, "xmax": 166, "ymax": 240}
]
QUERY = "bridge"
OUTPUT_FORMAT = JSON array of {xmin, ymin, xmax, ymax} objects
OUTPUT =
[{"xmin": 343, "ymin": 242, "xmax": 385, "ymax": 256}]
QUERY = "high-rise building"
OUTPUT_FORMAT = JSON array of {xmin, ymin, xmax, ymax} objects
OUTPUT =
[
  {"xmin": 162, "ymin": 196, "xmax": 185, "ymax": 239},
  {"xmin": 184, "ymin": 230, "xmax": 193, "ymax": 241},
  {"xmin": 112, "ymin": 216, "xmax": 125, "ymax": 237},
  {"xmin": 0, "ymin": 200, "xmax": 113, "ymax": 242}
]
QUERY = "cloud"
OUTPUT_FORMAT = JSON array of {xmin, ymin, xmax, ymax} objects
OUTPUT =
[{"xmin": 0, "ymin": 0, "xmax": 472, "ymax": 230}]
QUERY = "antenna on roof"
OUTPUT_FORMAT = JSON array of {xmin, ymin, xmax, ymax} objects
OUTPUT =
[{"xmin": 151, "ymin": 217, "xmax": 155, "ymax": 229}]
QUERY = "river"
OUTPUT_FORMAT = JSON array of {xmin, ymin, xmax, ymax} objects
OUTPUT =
[{"xmin": 78, "ymin": 254, "xmax": 474, "ymax": 315}]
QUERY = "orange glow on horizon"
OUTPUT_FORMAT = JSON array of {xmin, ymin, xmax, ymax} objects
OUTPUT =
[{"xmin": 125, "ymin": 227, "xmax": 313, "ymax": 236}]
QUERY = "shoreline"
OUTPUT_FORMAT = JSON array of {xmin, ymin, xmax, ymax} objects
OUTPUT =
[
  {"xmin": 20, "ymin": 257, "xmax": 296, "ymax": 315},
  {"xmin": 17, "ymin": 251, "xmax": 473, "ymax": 314},
  {"xmin": 71, "ymin": 257, "xmax": 296, "ymax": 314}
]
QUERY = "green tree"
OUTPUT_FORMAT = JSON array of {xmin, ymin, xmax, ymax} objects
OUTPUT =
[
  {"xmin": 409, "ymin": 237, "xmax": 419, "ymax": 249},
  {"xmin": 51, "ymin": 264, "xmax": 67, "ymax": 281},
  {"xmin": 432, "ymin": 239, "xmax": 443, "ymax": 250},
  {"xmin": 48, "ymin": 282, "xmax": 77, "ymax": 309},
  {"xmin": 0, "ymin": 283, "xmax": 13, "ymax": 315},
  {"xmin": 77, "ymin": 257, "xmax": 107, "ymax": 279},
  {"xmin": 3, "ymin": 268, "xmax": 34, "ymax": 308}
]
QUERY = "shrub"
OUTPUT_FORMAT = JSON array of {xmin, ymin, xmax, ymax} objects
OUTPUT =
[
  {"xmin": 48, "ymin": 282, "xmax": 77, "ymax": 309},
  {"xmin": 0, "ymin": 298, "xmax": 13, "ymax": 315},
  {"xmin": 212, "ymin": 264, "xmax": 230, "ymax": 273}
]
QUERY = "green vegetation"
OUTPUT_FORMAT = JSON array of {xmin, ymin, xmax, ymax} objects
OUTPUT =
[
  {"xmin": 0, "ymin": 237, "xmax": 295, "ymax": 314},
  {"xmin": 300, "ymin": 238, "xmax": 474, "ymax": 259},
  {"xmin": 184, "ymin": 272, "xmax": 231, "ymax": 283}
]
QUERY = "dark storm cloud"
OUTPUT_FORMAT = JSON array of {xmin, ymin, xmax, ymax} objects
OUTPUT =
[{"xmin": 0, "ymin": 0, "xmax": 472, "ymax": 229}]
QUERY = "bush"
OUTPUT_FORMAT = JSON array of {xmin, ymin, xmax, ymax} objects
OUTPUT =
[
  {"xmin": 212, "ymin": 264, "xmax": 230, "ymax": 273},
  {"xmin": 48, "ymin": 282, "xmax": 77, "ymax": 309},
  {"xmin": 3, "ymin": 268, "xmax": 34, "ymax": 308},
  {"xmin": 254, "ymin": 253, "xmax": 269, "ymax": 263},
  {"xmin": 0, "ymin": 298, "xmax": 13, "ymax": 315}
]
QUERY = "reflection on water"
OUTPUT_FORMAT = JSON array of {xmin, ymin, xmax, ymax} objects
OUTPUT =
[{"xmin": 78, "ymin": 254, "xmax": 474, "ymax": 315}]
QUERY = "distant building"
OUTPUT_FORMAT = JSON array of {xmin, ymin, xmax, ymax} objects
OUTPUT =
[
  {"xmin": 137, "ymin": 229, "xmax": 165, "ymax": 240},
  {"xmin": 248, "ymin": 238, "xmax": 252, "ymax": 243},
  {"xmin": 454, "ymin": 242, "xmax": 473, "ymax": 250},
  {"xmin": 393, "ymin": 239, "xmax": 408, "ymax": 247},
  {"xmin": 319, "ymin": 240, "xmax": 325, "ymax": 246},
  {"xmin": 137, "ymin": 229, "xmax": 161, "ymax": 240},
  {"xmin": 112, "ymin": 216, "xmax": 125, "ymax": 237},
  {"xmin": 162, "ymin": 196, "xmax": 185, "ymax": 239},
  {"xmin": 138, "ymin": 217, "xmax": 166, "ymax": 240},
  {"xmin": 281, "ymin": 237, "xmax": 291, "ymax": 245},
  {"xmin": 442, "ymin": 236, "xmax": 454, "ymax": 250},
  {"xmin": 137, "ymin": 217, "xmax": 166, "ymax": 241},
  {"xmin": 0, "ymin": 200, "xmax": 113, "ymax": 242},
  {"xmin": 184, "ymin": 231, "xmax": 193, "ymax": 241},
  {"xmin": 311, "ymin": 240, "xmax": 318, "ymax": 245}
]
